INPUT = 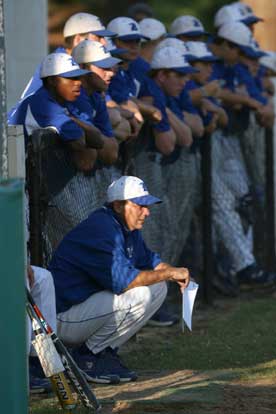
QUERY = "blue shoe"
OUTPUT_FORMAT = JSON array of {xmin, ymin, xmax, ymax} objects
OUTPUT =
[
  {"xmin": 30, "ymin": 375, "xmax": 52, "ymax": 394},
  {"xmin": 237, "ymin": 264, "xmax": 276, "ymax": 286},
  {"xmin": 103, "ymin": 348, "xmax": 138, "ymax": 383},
  {"xmin": 74, "ymin": 348, "xmax": 120, "ymax": 384},
  {"xmin": 148, "ymin": 308, "xmax": 179, "ymax": 327}
]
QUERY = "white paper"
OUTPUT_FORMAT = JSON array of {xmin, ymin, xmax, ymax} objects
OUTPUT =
[{"xmin": 182, "ymin": 281, "xmax": 199, "ymax": 331}]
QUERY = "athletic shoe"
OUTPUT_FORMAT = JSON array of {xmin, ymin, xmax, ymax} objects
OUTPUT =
[
  {"xmin": 29, "ymin": 375, "xmax": 52, "ymax": 394},
  {"xmin": 237, "ymin": 264, "xmax": 276, "ymax": 286},
  {"xmin": 103, "ymin": 348, "xmax": 138, "ymax": 382},
  {"xmin": 147, "ymin": 307, "xmax": 179, "ymax": 327},
  {"xmin": 74, "ymin": 349, "xmax": 120, "ymax": 384}
]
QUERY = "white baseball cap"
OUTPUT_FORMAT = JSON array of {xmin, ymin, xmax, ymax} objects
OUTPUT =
[
  {"xmin": 139, "ymin": 18, "xmax": 167, "ymax": 41},
  {"xmin": 72, "ymin": 40, "xmax": 122, "ymax": 68},
  {"xmin": 107, "ymin": 176, "xmax": 161, "ymax": 205},
  {"xmin": 151, "ymin": 46, "xmax": 198, "ymax": 74},
  {"xmin": 217, "ymin": 21, "xmax": 252, "ymax": 47},
  {"xmin": 260, "ymin": 52, "xmax": 276, "ymax": 72},
  {"xmin": 217, "ymin": 22, "xmax": 265, "ymax": 59},
  {"xmin": 231, "ymin": 2, "xmax": 263, "ymax": 25},
  {"xmin": 214, "ymin": 3, "xmax": 263, "ymax": 28},
  {"xmin": 63, "ymin": 13, "xmax": 115, "ymax": 38},
  {"xmin": 155, "ymin": 38, "xmax": 189, "ymax": 54},
  {"xmin": 169, "ymin": 15, "xmax": 208, "ymax": 37},
  {"xmin": 107, "ymin": 17, "xmax": 149, "ymax": 41},
  {"xmin": 40, "ymin": 53, "xmax": 91, "ymax": 79},
  {"xmin": 185, "ymin": 41, "xmax": 218, "ymax": 62}
]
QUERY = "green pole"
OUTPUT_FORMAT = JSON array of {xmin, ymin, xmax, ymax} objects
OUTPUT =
[{"xmin": 0, "ymin": 179, "xmax": 28, "ymax": 413}]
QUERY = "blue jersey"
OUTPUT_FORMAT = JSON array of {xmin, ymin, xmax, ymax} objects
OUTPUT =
[
  {"xmin": 8, "ymin": 46, "xmax": 67, "ymax": 120},
  {"xmin": 138, "ymin": 76, "xmax": 170, "ymax": 133},
  {"xmin": 108, "ymin": 66, "xmax": 138, "ymax": 103},
  {"xmin": 234, "ymin": 63, "xmax": 267, "ymax": 105},
  {"xmin": 49, "ymin": 205, "xmax": 161, "ymax": 313},
  {"xmin": 211, "ymin": 61, "xmax": 238, "ymax": 92},
  {"xmin": 68, "ymin": 89, "xmax": 114, "ymax": 137},
  {"xmin": 129, "ymin": 57, "xmax": 151, "ymax": 96},
  {"xmin": 8, "ymin": 86, "xmax": 89, "ymax": 143},
  {"xmin": 178, "ymin": 88, "xmax": 198, "ymax": 115}
]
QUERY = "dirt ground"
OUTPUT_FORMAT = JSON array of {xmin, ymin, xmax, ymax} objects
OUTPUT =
[
  {"xmin": 95, "ymin": 373, "xmax": 276, "ymax": 414},
  {"xmin": 31, "ymin": 292, "xmax": 276, "ymax": 414}
]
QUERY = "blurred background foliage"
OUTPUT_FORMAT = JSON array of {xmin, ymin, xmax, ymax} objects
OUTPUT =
[{"xmin": 48, "ymin": 0, "xmax": 231, "ymax": 47}]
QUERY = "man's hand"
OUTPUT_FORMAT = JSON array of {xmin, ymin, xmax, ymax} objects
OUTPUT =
[{"xmin": 168, "ymin": 267, "xmax": 190, "ymax": 292}]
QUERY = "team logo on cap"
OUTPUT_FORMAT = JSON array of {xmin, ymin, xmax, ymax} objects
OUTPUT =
[
  {"xmin": 129, "ymin": 22, "xmax": 139, "ymax": 31},
  {"xmin": 139, "ymin": 181, "xmax": 148, "ymax": 192},
  {"xmin": 68, "ymin": 57, "xmax": 78, "ymax": 66},
  {"xmin": 193, "ymin": 19, "xmax": 201, "ymax": 27}
]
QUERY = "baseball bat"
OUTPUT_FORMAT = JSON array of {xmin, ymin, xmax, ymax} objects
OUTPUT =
[
  {"xmin": 26, "ymin": 289, "xmax": 101, "ymax": 412},
  {"xmin": 27, "ymin": 301, "xmax": 77, "ymax": 411}
]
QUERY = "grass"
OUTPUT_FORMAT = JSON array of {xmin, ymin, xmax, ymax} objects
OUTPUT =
[
  {"xmin": 123, "ymin": 296, "xmax": 276, "ymax": 373},
  {"xmin": 30, "ymin": 294, "xmax": 276, "ymax": 413}
]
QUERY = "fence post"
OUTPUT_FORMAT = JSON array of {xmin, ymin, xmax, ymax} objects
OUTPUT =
[
  {"xmin": 201, "ymin": 133, "xmax": 214, "ymax": 304},
  {"xmin": 264, "ymin": 127, "xmax": 276, "ymax": 270},
  {"xmin": 0, "ymin": 179, "xmax": 28, "ymax": 414}
]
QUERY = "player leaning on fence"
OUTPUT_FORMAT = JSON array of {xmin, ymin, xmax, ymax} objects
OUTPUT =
[{"xmin": 8, "ymin": 53, "xmax": 112, "ymax": 172}]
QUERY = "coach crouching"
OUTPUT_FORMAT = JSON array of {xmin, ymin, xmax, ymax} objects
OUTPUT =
[{"xmin": 49, "ymin": 176, "xmax": 190, "ymax": 384}]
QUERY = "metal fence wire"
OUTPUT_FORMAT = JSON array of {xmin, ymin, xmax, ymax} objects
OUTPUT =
[{"xmin": 26, "ymin": 117, "xmax": 276, "ymax": 303}]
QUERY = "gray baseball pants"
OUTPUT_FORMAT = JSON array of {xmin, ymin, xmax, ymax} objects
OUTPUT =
[{"xmin": 56, "ymin": 281, "xmax": 167, "ymax": 354}]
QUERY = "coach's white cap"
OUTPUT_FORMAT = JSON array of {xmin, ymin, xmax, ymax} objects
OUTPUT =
[
  {"xmin": 151, "ymin": 46, "xmax": 197, "ymax": 74},
  {"xmin": 40, "ymin": 53, "xmax": 90, "ymax": 79},
  {"xmin": 214, "ymin": 3, "xmax": 263, "ymax": 28},
  {"xmin": 139, "ymin": 18, "xmax": 167, "ymax": 41},
  {"xmin": 63, "ymin": 13, "xmax": 115, "ymax": 38},
  {"xmin": 260, "ymin": 52, "xmax": 276, "ymax": 72},
  {"xmin": 185, "ymin": 41, "xmax": 218, "ymax": 62},
  {"xmin": 155, "ymin": 37, "xmax": 189, "ymax": 56},
  {"xmin": 72, "ymin": 40, "xmax": 121, "ymax": 68},
  {"xmin": 170, "ymin": 15, "xmax": 208, "ymax": 37},
  {"xmin": 107, "ymin": 17, "xmax": 149, "ymax": 41},
  {"xmin": 107, "ymin": 176, "xmax": 161, "ymax": 205}
]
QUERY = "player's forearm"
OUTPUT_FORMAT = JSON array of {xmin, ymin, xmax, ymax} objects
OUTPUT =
[
  {"xmin": 167, "ymin": 109, "xmax": 193, "ymax": 147},
  {"xmin": 97, "ymin": 137, "xmax": 119, "ymax": 165},
  {"xmin": 71, "ymin": 117, "xmax": 104, "ymax": 149}
]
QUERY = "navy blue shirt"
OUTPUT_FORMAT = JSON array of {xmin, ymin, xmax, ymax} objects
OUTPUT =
[{"xmin": 49, "ymin": 206, "xmax": 162, "ymax": 313}]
